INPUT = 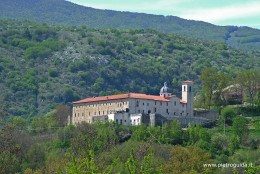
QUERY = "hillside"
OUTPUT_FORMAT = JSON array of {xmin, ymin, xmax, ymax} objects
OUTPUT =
[
  {"xmin": 0, "ymin": 20, "xmax": 259, "ymax": 117},
  {"xmin": 0, "ymin": 0, "xmax": 260, "ymax": 51}
]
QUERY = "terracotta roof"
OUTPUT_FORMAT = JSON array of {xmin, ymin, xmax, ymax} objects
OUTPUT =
[{"xmin": 73, "ymin": 93, "xmax": 170, "ymax": 104}]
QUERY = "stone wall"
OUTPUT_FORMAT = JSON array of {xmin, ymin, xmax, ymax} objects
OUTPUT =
[{"xmin": 194, "ymin": 109, "xmax": 219, "ymax": 121}]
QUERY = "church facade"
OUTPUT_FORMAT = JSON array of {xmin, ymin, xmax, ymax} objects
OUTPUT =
[{"xmin": 71, "ymin": 81, "xmax": 193, "ymax": 125}]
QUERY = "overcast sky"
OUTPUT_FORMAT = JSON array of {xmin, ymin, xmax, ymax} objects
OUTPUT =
[{"xmin": 68, "ymin": 0, "xmax": 260, "ymax": 29}]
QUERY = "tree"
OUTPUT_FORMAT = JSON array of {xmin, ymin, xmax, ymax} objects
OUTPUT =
[
  {"xmin": 0, "ymin": 151, "xmax": 20, "ymax": 174},
  {"xmin": 23, "ymin": 28, "xmax": 32, "ymax": 39},
  {"xmin": 232, "ymin": 116, "xmax": 249, "ymax": 144},
  {"xmin": 187, "ymin": 125, "xmax": 210, "ymax": 146},
  {"xmin": 163, "ymin": 146, "xmax": 213, "ymax": 174},
  {"xmin": 161, "ymin": 121, "xmax": 183, "ymax": 145},
  {"xmin": 215, "ymin": 72, "xmax": 230, "ymax": 106},
  {"xmin": 0, "ymin": 106, "xmax": 7, "ymax": 123},
  {"xmin": 70, "ymin": 123, "xmax": 97, "ymax": 155},
  {"xmin": 63, "ymin": 88, "xmax": 78, "ymax": 103},
  {"xmin": 140, "ymin": 153, "xmax": 162, "ymax": 174},
  {"xmin": 54, "ymin": 105, "xmax": 71, "ymax": 127},
  {"xmin": 66, "ymin": 151, "xmax": 99, "ymax": 174},
  {"xmin": 26, "ymin": 144, "xmax": 46, "ymax": 170},
  {"xmin": 10, "ymin": 116, "xmax": 27, "ymax": 130},
  {"xmin": 200, "ymin": 68, "xmax": 218, "ymax": 109},
  {"xmin": 210, "ymin": 133, "xmax": 230, "ymax": 157},
  {"xmin": 236, "ymin": 70, "xmax": 259, "ymax": 105},
  {"xmin": 221, "ymin": 107, "xmax": 236, "ymax": 126},
  {"xmin": 125, "ymin": 152, "xmax": 138, "ymax": 174}
]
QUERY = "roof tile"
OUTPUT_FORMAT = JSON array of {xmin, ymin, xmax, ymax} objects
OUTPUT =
[{"xmin": 73, "ymin": 93, "xmax": 170, "ymax": 104}]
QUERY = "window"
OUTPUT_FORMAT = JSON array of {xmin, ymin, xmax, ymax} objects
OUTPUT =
[
  {"xmin": 136, "ymin": 101, "xmax": 139, "ymax": 107},
  {"xmin": 174, "ymin": 101, "xmax": 176, "ymax": 106},
  {"xmin": 166, "ymin": 109, "xmax": 169, "ymax": 114},
  {"xmin": 75, "ymin": 113, "xmax": 76, "ymax": 117},
  {"xmin": 174, "ymin": 112, "xmax": 176, "ymax": 115},
  {"xmin": 155, "ymin": 101, "xmax": 157, "ymax": 105},
  {"xmin": 154, "ymin": 108, "xmax": 157, "ymax": 112},
  {"xmin": 99, "ymin": 111, "xmax": 100, "ymax": 115},
  {"xmin": 116, "ymin": 119, "xmax": 118, "ymax": 123},
  {"xmin": 103, "ymin": 111, "xmax": 105, "ymax": 115},
  {"xmin": 184, "ymin": 86, "xmax": 186, "ymax": 91},
  {"xmin": 143, "ymin": 103, "xmax": 145, "ymax": 105},
  {"xmin": 120, "ymin": 119, "xmax": 122, "ymax": 124},
  {"xmin": 189, "ymin": 86, "xmax": 192, "ymax": 92}
]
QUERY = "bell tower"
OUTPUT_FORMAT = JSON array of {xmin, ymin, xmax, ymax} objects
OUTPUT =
[{"xmin": 182, "ymin": 80, "xmax": 193, "ymax": 116}]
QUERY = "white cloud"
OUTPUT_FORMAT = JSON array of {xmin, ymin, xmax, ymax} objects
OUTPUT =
[
  {"xmin": 69, "ymin": 0, "xmax": 191, "ymax": 14},
  {"xmin": 180, "ymin": 2, "xmax": 260, "ymax": 23}
]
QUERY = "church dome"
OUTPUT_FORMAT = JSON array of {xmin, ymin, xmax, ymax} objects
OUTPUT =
[{"xmin": 160, "ymin": 82, "xmax": 169, "ymax": 93}]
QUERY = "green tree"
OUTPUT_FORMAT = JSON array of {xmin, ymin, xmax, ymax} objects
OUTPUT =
[
  {"xmin": 10, "ymin": 116, "xmax": 27, "ymax": 130},
  {"xmin": 232, "ymin": 116, "xmax": 249, "ymax": 144},
  {"xmin": 26, "ymin": 144, "xmax": 46, "ymax": 170},
  {"xmin": 161, "ymin": 121, "xmax": 183, "ymax": 145},
  {"xmin": 140, "ymin": 153, "xmax": 162, "ymax": 174},
  {"xmin": 200, "ymin": 68, "xmax": 218, "ymax": 109},
  {"xmin": 221, "ymin": 107, "xmax": 236, "ymax": 126},
  {"xmin": 187, "ymin": 125, "xmax": 211, "ymax": 147},
  {"xmin": 125, "ymin": 152, "xmax": 138, "ymax": 174},
  {"xmin": 54, "ymin": 105, "xmax": 71, "ymax": 127},
  {"xmin": 163, "ymin": 146, "xmax": 213, "ymax": 174},
  {"xmin": 210, "ymin": 133, "xmax": 230, "ymax": 161},
  {"xmin": 236, "ymin": 70, "xmax": 259, "ymax": 105},
  {"xmin": 215, "ymin": 72, "xmax": 230, "ymax": 106},
  {"xmin": 0, "ymin": 151, "xmax": 20, "ymax": 174},
  {"xmin": 66, "ymin": 151, "xmax": 99, "ymax": 174}
]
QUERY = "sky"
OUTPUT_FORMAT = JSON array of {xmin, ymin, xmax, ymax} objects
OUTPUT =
[{"xmin": 68, "ymin": 0, "xmax": 260, "ymax": 29}]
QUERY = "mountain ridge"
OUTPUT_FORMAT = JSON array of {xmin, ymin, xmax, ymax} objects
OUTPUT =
[{"xmin": 1, "ymin": 0, "xmax": 260, "ymax": 51}]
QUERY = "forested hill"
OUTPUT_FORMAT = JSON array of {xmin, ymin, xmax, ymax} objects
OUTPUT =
[
  {"xmin": 0, "ymin": 20, "xmax": 259, "ymax": 117},
  {"xmin": 1, "ymin": 0, "xmax": 260, "ymax": 51}
]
